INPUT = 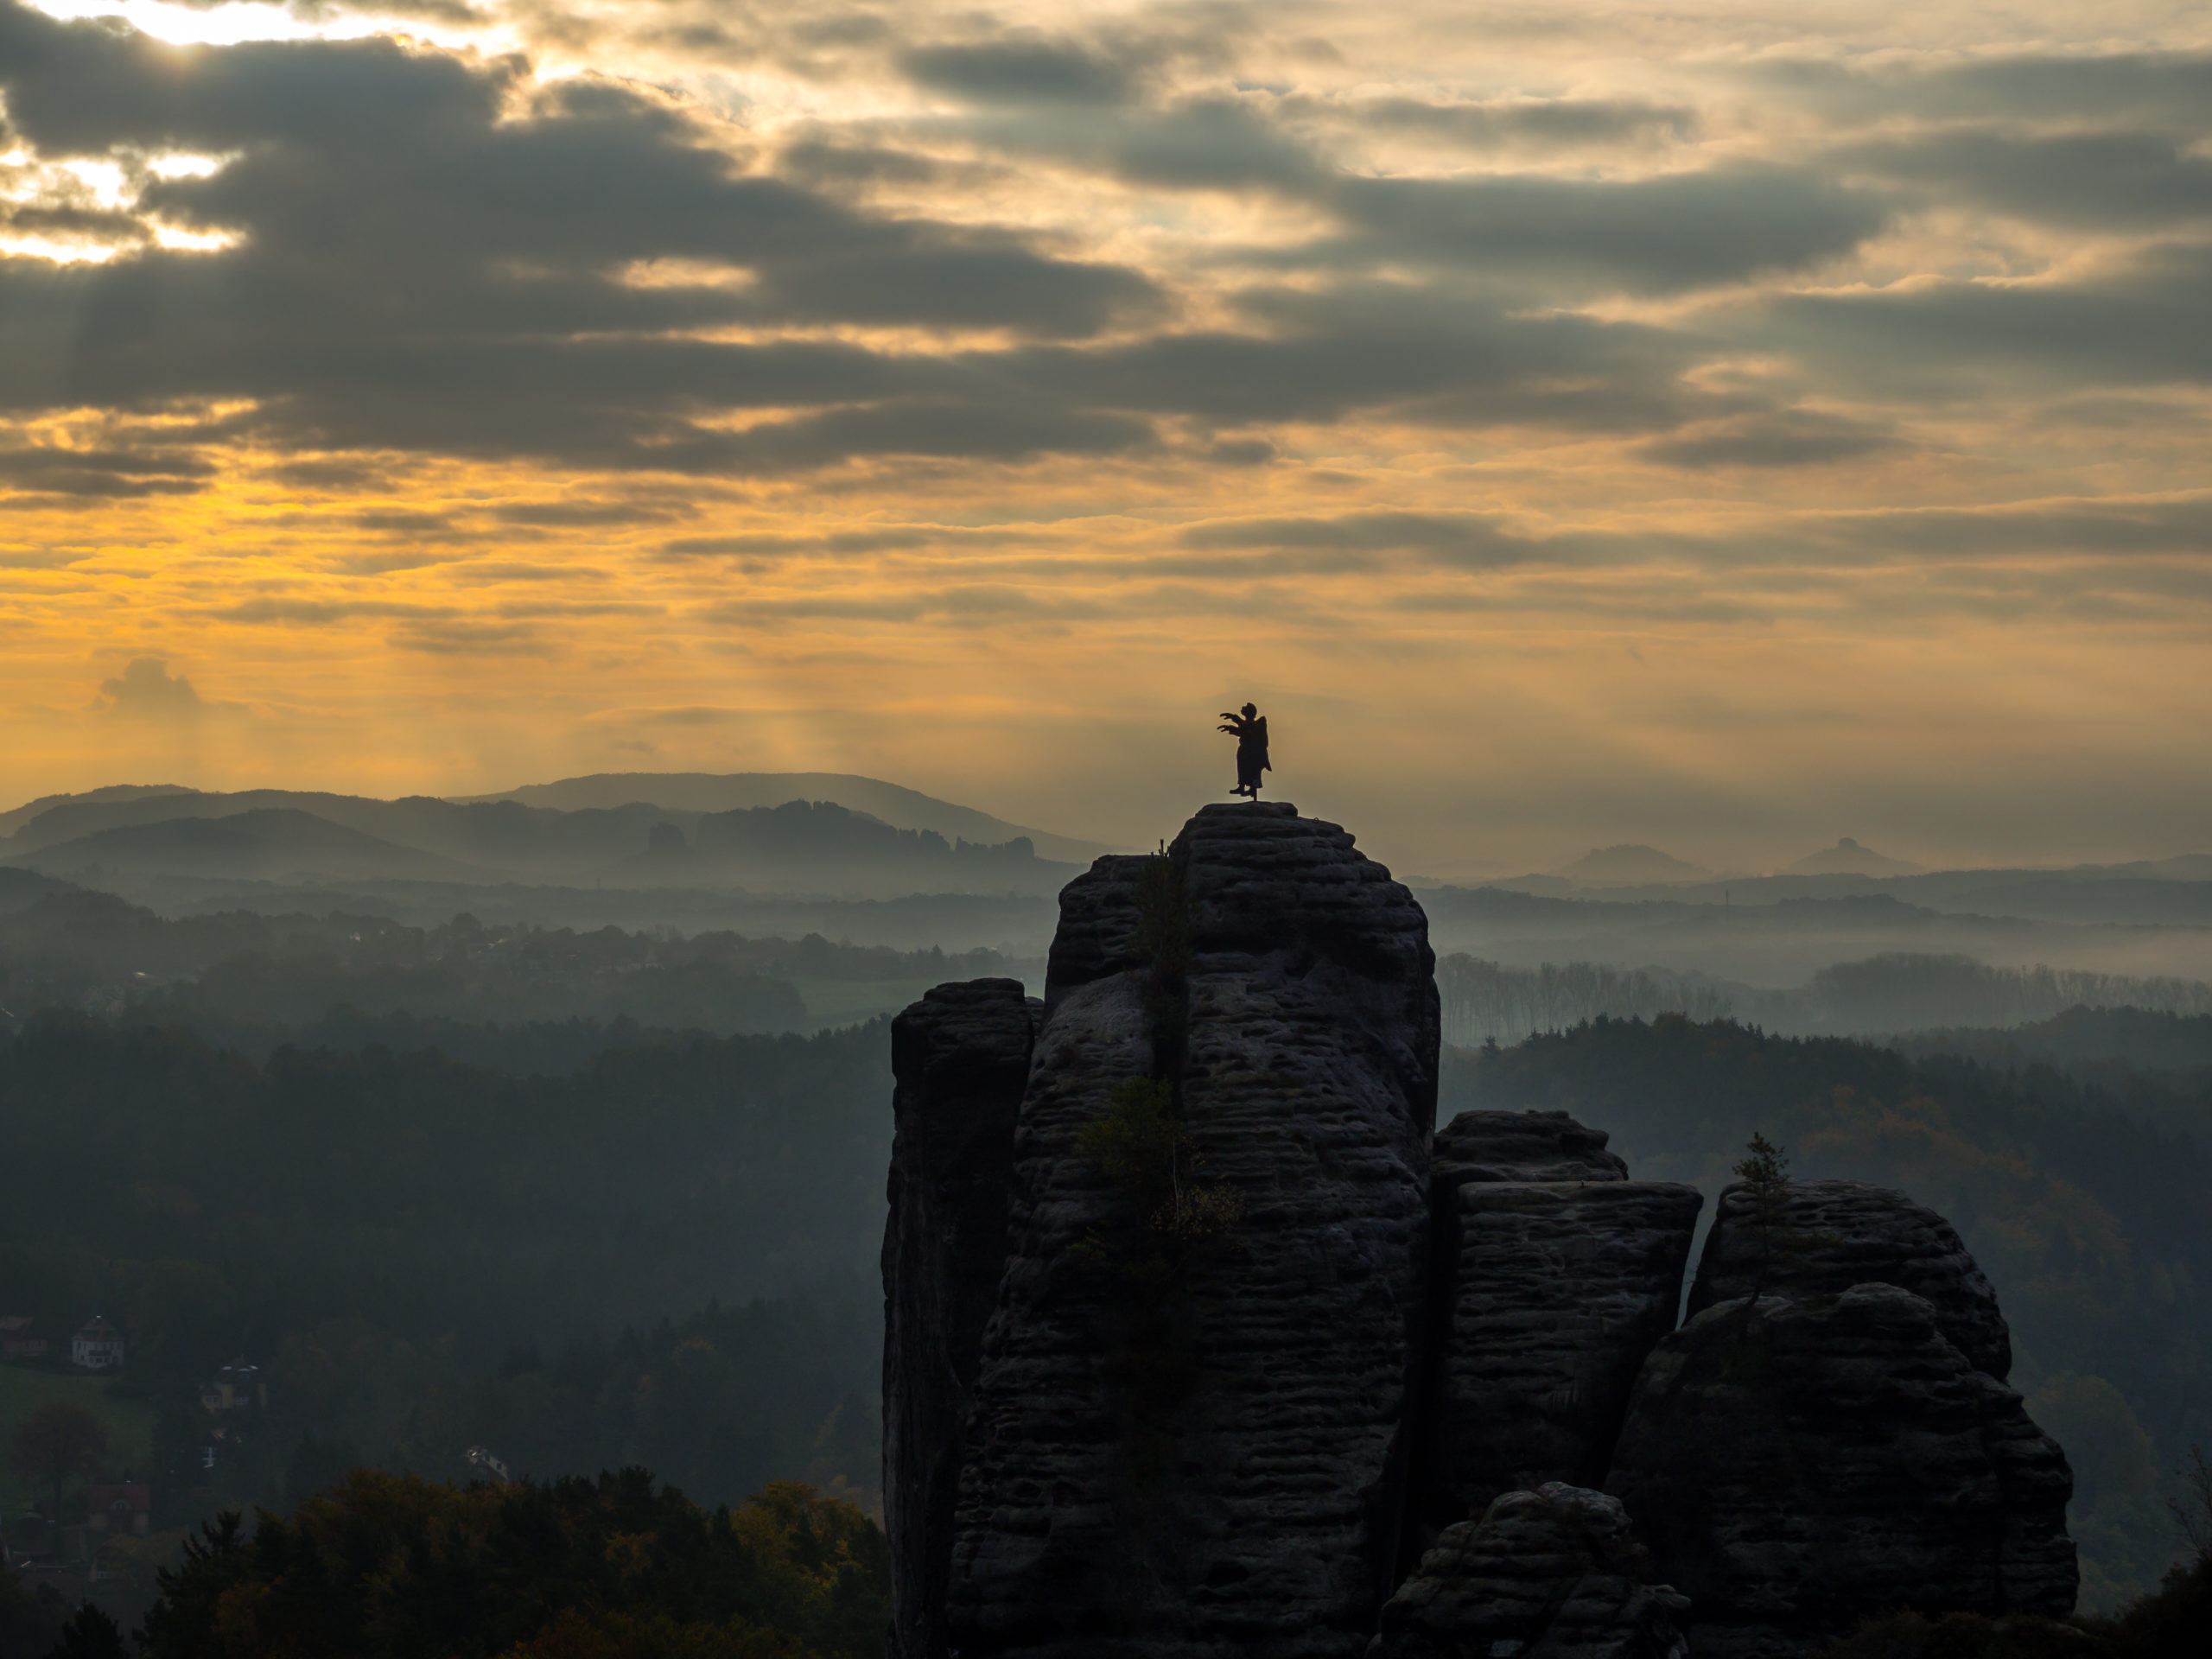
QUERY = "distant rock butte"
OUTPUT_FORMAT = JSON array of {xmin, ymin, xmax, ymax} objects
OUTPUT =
[
  {"xmin": 882, "ymin": 803, "xmax": 2076, "ymax": 1659},
  {"xmin": 1781, "ymin": 836, "xmax": 1924, "ymax": 877}
]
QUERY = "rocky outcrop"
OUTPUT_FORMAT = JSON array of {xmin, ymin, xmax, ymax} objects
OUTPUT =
[
  {"xmin": 939, "ymin": 966, "xmax": 1158, "ymax": 1656},
  {"xmin": 1042, "ymin": 852, "xmax": 1154, "ymax": 1002},
  {"xmin": 885, "ymin": 808, "xmax": 2079, "ymax": 1659},
  {"xmin": 1421, "ymin": 1180, "xmax": 1702, "ymax": 1535},
  {"xmin": 1376, "ymin": 1483, "xmax": 1689, "ymax": 1659},
  {"xmin": 942, "ymin": 803, "xmax": 1438, "ymax": 1658},
  {"xmin": 1433, "ymin": 1109, "xmax": 1629, "ymax": 1189},
  {"xmin": 1686, "ymin": 1179, "xmax": 2012, "ymax": 1378},
  {"xmin": 882, "ymin": 979, "xmax": 1039, "ymax": 1659},
  {"xmin": 1605, "ymin": 1286, "xmax": 2076, "ymax": 1659}
]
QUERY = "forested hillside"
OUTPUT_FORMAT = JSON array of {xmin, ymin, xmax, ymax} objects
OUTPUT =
[
  {"xmin": 0, "ymin": 889, "xmax": 1034, "ymax": 1038},
  {"xmin": 7, "ymin": 993, "xmax": 2210, "ymax": 1625},
  {"xmin": 0, "ymin": 1014, "xmax": 893, "ymax": 1553}
]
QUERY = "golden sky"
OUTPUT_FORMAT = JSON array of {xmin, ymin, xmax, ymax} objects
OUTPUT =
[{"xmin": 3, "ymin": 0, "xmax": 2209, "ymax": 874}]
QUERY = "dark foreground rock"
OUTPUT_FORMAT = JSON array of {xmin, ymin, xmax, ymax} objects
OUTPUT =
[
  {"xmin": 1433, "ymin": 1108, "xmax": 1630, "ymax": 1189},
  {"xmin": 1421, "ymin": 1180, "xmax": 1703, "ymax": 1534},
  {"xmin": 885, "ymin": 809, "xmax": 2079, "ymax": 1659},
  {"xmin": 882, "ymin": 979, "xmax": 1038, "ymax": 1659},
  {"xmin": 1375, "ymin": 1482, "xmax": 1688, "ymax": 1659},
  {"xmin": 1605, "ymin": 1286, "xmax": 2077, "ymax": 1659},
  {"xmin": 1686, "ymin": 1178, "xmax": 2013, "ymax": 1378},
  {"xmin": 943, "ymin": 803, "xmax": 1439, "ymax": 1659}
]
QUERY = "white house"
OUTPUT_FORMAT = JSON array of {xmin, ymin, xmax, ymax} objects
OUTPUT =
[{"xmin": 71, "ymin": 1316, "xmax": 124, "ymax": 1371}]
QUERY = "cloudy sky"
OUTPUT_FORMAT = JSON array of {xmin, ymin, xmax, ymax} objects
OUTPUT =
[{"xmin": 2, "ymin": 0, "xmax": 2208, "ymax": 873}]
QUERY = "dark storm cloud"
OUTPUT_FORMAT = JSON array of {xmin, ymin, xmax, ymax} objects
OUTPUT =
[
  {"xmin": 1641, "ymin": 410, "xmax": 1904, "ymax": 470},
  {"xmin": 1769, "ymin": 242, "xmax": 2212, "ymax": 392},
  {"xmin": 2, "ymin": 0, "xmax": 2199, "ymax": 498},
  {"xmin": 0, "ymin": 0, "xmax": 1745, "ymax": 484},
  {"xmin": 1843, "ymin": 129, "xmax": 2212, "ymax": 229},
  {"xmin": 1322, "ymin": 165, "xmax": 1886, "ymax": 292},
  {"xmin": 1791, "ymin": 496, "xmax": 2212, "ymax": 560},
  {"xmin": 0, "ymin": 443, "xmax": 214, "ymax": 498},
  {"xmin": 0, "ymin": 0, "xmax": 1164, "ymax": 476},
  {"xmin": 488, "ymin": 500, "xmax": 687, "ymax": 527},
  {"xmin": 931, "ymin": 91, "xmax": 1881, "ymax": 291},
  {"xmin": 1754, "ymin": 50, "xmax": 2212, "ymax": 130},
  {"xmin": 901, "ymin": 36, "xmax": 1144, "ymax": 105},
  {"xmin": 984, "ymin": 288, "xmax": 1702, "ymax": 432},
  {"xmin": 1311, "ymin": 93, "xmax": 1698, "ymax": 149}
]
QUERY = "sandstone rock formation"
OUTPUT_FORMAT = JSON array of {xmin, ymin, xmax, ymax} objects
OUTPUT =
[
  {"xmin": 1376, "ymin": 1483, "xmax": 1689, "ymax": 1659},
  {"xmin": 943, "ymin": 802, "xmax": 1439, "ymax": 1658},
  {"xmin": 1041, "ymin": 850, "xmax": 1154, "ymax": 999},
  {"xmin": 882, "ymin": 979, "xmax": 1038, "ymax": 1659},
  {"xmin": 884, "ymin": 806, "xmax": 2078, "ymax": 1659},
  {"xmin": 1605, "ymin": 1286, "xmax": 2076, "ymax": 1659},
  {"xmin": 1421, "ymin": 1179, "xmax": 1702, "ymax": 1535},
  {"xmin": 1686, "ymin": 1178, "xmax": 2012, "ymax": 1378},
  {"xmin": 1433, "ymin": 1108, "xmax": 1630, "ymax": 1188}
]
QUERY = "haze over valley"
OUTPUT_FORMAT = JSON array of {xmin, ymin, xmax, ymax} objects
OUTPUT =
[{"xmin": 5, "ymin": 0, "xmax": 2212, "ymax": 1649}]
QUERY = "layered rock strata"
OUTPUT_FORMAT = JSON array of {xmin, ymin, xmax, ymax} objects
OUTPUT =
[
  {"xmin": 942, "ymin": 803, "xmax": 1439, "ymax": 1658},
  {"xmin": 1433, "ymin": 1109, "xmax": 1630, "ymax": 1189},
  {"xmin": 885, "ymin": 807, "xmax": 2079, "ymax": 1659},
  {"xmin": 1686, "ymin": 1178, "xmax": 2012, "ymax": 1378},
  {"xmin": 1421, "ymin": 1179, "xmax": 1702, "ymax": 1534},
  {"xmin": 1605, "ymin": 1286, "xmax": 2077, "ymax": 1659},
  {"xmin": 1375, "ymin": 1483, "xmax": 1689, "ymax": 1659},
  {"xmin": 882, "ymin": 979, "xmax": 1039, "ymax": 1659}
]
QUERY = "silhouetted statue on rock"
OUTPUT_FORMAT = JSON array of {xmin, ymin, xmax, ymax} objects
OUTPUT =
[{"xmin": 1219, "ymin": 702, "xmax": 1269, "ymax": 798}]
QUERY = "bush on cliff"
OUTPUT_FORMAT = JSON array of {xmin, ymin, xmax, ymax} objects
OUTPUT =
[{"xmin": 126, "ymin": 1470, "xmax": 887, "ymax": 1659}]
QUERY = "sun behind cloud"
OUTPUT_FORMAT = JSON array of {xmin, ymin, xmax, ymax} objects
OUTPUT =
[{"xmin": 2, "ymin": 0, "xmax": 2209, "ymax": 869}]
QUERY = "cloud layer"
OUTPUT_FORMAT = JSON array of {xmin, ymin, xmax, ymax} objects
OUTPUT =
[{"xmin": 2, "ymin": 0, "xmax": 2209, "ymax": 868}]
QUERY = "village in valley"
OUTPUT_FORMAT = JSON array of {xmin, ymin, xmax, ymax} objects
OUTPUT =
[{"xmin": 3, "ymin": 1313, "xmax": 264, "ymax": 1621}]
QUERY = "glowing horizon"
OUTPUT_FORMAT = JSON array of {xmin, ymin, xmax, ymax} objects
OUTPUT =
[{"xmin": 3, "ymin": 0, "xmax": 2210, "ymax": 876}]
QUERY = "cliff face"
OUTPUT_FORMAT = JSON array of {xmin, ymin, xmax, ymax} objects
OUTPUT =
[
  {"xmin": 882, "ymin": 979, "xmax": 1038, "ymax": 1659},
  {"xmin": 1421, "ymin": 1180, "xmax": 1702, "ymax": 1537},
  {"xmin": 1685, "ymin": 1179, "xmax": 2012, "ymax": 1379},
  {"xmin": 1433, "ymin": 1109, "xmax": 1630, "ymax": 1188},
  {"xmin": 1605, "ymin": 1287, "xmax": 2076, "ymax": 1659},
  {"xmin": 943, "ymin": 804, "xmax": 1438, "ymax": 1658},
  {"xmin": 884, "ymin": 804, "xmax": 2076, "ymax": 1659}
]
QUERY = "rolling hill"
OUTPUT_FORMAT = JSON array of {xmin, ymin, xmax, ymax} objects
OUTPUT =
[
  {"xmin": 459, "ymin": 772, "xmax": 1114, "ymax": 863},
  {"xmin": 11, "ymin": 808, "xmax": 477, "ymax": 883}
]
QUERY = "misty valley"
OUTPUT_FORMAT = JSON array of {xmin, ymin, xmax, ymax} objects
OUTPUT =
[{"xmin": 4, "ymin": 780, "xmax": 2212, "ymax": 1658}]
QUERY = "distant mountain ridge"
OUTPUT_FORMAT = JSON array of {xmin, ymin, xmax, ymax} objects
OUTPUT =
[
  {"xmin": 457, "ymin": 772, "xmax": 1115, "ymax": 864},
  {"xmin": 1554, "ymin": 843, "xmax": 1716, "ymax": 886},
  {"xmin": 0, "ymin": 785, "xmax": 1089, "ymax": 902}
]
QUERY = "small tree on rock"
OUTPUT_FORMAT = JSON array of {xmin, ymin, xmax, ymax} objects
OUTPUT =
[{"xmin": 1733, "ymin": 1130, "xmax": 1793, "ymax": 1307}]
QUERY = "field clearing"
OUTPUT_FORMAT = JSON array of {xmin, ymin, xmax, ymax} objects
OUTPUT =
[{"xmin": 0, "ymin": 1364, "xmax": 157, "ymax": 1514}]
